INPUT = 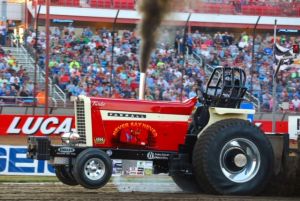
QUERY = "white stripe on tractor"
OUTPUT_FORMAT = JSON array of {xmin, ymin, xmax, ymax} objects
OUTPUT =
[{"xmin": 100, "ymin": 110, "xmax": 190, "ymax": 122}]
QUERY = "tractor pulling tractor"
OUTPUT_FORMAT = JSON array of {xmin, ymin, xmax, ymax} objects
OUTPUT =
[{"xmin": 27, "ymin": 67, "xmax": 297, "ymax": 195}]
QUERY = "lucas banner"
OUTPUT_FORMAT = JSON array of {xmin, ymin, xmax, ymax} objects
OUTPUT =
[
  {"xmin": 0, "ymin": 145, "xmax": 55, "ymax": 176},
  {"xmin": 0, "ymin": 115, "xmax": 75, "ymax": 136}
]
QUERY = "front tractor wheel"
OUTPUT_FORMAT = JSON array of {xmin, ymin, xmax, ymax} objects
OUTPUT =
[
  {"xmin": 72, "ymin": 149, "xmax": 112, "ymax": 189},
  {"xmin": 193, "ymin": 119, "xmax": 274, "ymax": 195},
  {"xmin": 55, "ymin": 166, "xmax": 78, "ymax": 186}
]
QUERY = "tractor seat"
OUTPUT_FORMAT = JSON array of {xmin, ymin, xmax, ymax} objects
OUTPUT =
[{"xmin": 188, "ymin": 106, "xmax": 210, "ymax": 135}]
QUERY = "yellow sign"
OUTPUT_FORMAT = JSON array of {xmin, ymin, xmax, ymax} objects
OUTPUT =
[{"xmin": 113, "ymin": 122, "xmax": 158, "ymax": 137}]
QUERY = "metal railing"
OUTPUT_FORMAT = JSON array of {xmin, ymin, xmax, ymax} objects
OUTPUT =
[
  {"xmin": 23, "ymin": 44, "xmax": 68, "ymax": 107},
  {"xmin": 0, "ymin": 96, "xmax": 57, "ymax": 107},
  {"xmin": 192, "ymin": 52, "xmax": 205, "ymax": 68},
  {"xmin": 53, "ymin": 84, "xmax": 67, "ymax": 107},
  {"xmin": 4, "ymin": 45, "xmax": 67, "ymax": 107}
]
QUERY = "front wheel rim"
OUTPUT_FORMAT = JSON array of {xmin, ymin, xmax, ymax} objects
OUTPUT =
[
  {"xmin": 219, "ymin": 138, "xmax": 261, "ymax": 183},
  {"xmin": 84, "ymin": 158, "xmax": 106, "ymax": 181}
]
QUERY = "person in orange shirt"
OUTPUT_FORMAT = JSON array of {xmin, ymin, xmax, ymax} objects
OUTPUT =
[{"xmin": 36, "ymin": 89, "xmax": 46, "ymax": 105}]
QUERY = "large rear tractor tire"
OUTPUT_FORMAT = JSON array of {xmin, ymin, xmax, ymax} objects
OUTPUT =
[
  {"xmin": 55, "ymin": 166, "xmax": 78, "ymax": 186},
  {"xmin": 171, "ymin": 174, "xmax": 201, "ymax": 193},
  {"xmin": 72, "ymin": 148, "xmax": 112, "ymax": 189},
  {"xmin": 192, "ymin": 119, "xmax": 274, "ymax": 195}
]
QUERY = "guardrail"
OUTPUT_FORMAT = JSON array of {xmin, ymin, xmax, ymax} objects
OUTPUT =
[
  {"xmin": 53, "ymin": 84, "xmax": 67, "ymax": 107},
  {"xmin": 0, "ymin": 96, "xmax": 57, "ymax": 107},
  {"xmin": 192, "ymin": 52, "xmax": 204, "ymax": 68},
  {"xmin": 22, "ymin": 44, "xmax": 67, "ymax": 107}
]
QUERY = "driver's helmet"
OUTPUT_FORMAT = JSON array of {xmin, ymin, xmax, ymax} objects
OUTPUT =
[{"xmin": 224, "ymin": 73, "xmax": 232, "ymax": 86}]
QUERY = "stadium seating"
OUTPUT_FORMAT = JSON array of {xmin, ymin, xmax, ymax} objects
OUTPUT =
[
  {"xmin": 113, "ymin": 0, "xmax": 134, "ymax": 9},
  {"xmin": 90, "ymin": 0, "xmax": 112, "ymax": 8},
  {"xmin": 58, "ymin": 0, "xmax": 80, "ymax": 7},
  {"xmin": 31, "ymin": 0, "xmax": 300, "ymax": 17}
]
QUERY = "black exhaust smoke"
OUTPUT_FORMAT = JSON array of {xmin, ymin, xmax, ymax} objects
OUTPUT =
[{"xmin": 137, "ymin": 0, "xmax": 172, "ymax": 73}]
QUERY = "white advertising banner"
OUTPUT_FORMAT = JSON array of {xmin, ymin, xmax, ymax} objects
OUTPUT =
[
  {"xmin": 288, "ymin": 116, "xmax": 300, "ymax": 140},
  {"xmin": 0, "ymin": 145, "xmax": 55, "ymax": 176}
]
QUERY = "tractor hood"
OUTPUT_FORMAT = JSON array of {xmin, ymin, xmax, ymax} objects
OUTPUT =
[{"xmin": 83, "ymin": 96, "xmax": 198, "ymax": 115}]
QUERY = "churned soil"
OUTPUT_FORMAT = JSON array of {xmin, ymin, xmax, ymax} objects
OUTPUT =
[{"xmin": 0, "ymin": 182, "xmax": 300, "ymax": 201}]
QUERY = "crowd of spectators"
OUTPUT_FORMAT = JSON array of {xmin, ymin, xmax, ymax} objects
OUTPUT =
[
  {"xmin": 2, "ymin": 23, "xmax": 298, "ymax": 113},
  {"xmin": 24, "ymin": 25, "xmax": 206, "ymax": 103},
  {"xmin": 0, "ymin": 45, "xmax": 35, "ymax": 105},
  {"xmin": 193, "ymin": 29, "xmax": 300, "ymax": 112}
]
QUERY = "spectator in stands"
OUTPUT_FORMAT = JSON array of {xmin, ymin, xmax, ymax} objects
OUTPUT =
[
  {"xmin": 11, "ymin": 77, "xmax": 20, "ymax": 91},
  {"xmin": 174, "ymin": 30, "xmax": 182, "ymax": 57},
  {"xmin": 189, "ymin": 86, "xmax": 198, "ymax": 98},
  {"xmin": 0, "ymin": 45, "xmax": 5, "ymax": 58},
  {"xmin": 232, "ymin": 0, "xmax": 242, "ymax": 13},
  {"xmin": 262, "ymin": 91, "xmax": 272, "ymax": 111},
  {"xmin": 9, "ymin": 72, "xmax": 20, "ymax": 84},
  {"xmin": 0, "ymin": 22, "xmax": 6, "ymax": 46},
  {"xmin": 59, "ymin": 72, "xmax": 71, "ymax": 90},
  {"xmin": 1, "ymin": 81, "xmax": 10, "ymax": 92},
  {"xmin": 36, "ymin": 88, "xmax": 46, "ymax": 105},
  {"xmin": 187, "ymin": 33, "xmax": 194, "ymax": 57},
  {"xmin": 292, "ymin": 95, "xmax": 300, "ymax": 112}
]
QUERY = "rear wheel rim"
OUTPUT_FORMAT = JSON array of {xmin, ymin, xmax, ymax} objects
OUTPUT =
[
  {"xmin": 84, "ymin": 158, "xmax": 106, "ymax": 181},
  {"xmin": 219, "ymin": 138, "xmax": 261, "ymax": 183}
]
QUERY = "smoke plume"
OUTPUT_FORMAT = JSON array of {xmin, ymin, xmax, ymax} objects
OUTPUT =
[{"xmin": 137, "ymin": 0, "xmax": 172, "ymax": 73}]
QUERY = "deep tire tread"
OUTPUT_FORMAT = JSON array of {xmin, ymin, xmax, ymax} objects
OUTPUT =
[{"xmin": 192, "ymin": 118, "xmax": 274, "ymax": 195}]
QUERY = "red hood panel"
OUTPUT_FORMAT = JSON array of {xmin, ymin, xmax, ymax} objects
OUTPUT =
[{"xmin": 90, "ymin": 97, "xmax": 197, "ymax": 115}]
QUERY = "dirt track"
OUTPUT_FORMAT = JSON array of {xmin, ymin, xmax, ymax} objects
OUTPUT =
[
  {"xmin": 1, "ymin": 181, "xmax": 300, "ymax": 201},
  {"xmin": 1, "ymin": 137, "xmax": 300, "ymax": 200}
]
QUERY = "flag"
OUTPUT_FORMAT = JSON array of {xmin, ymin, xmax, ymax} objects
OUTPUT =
[{"xmin": 274, "ymin": 43, "xmax": 294, "ymax": 65}]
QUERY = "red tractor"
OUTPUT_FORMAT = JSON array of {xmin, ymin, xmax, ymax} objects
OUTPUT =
[{"xmin": 27, "ymin": 67, "xmax": 287, "ymax": 195}]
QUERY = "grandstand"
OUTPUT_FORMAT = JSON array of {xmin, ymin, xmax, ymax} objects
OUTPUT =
[
  {"xmin": 28, "ymin": 0, "xmax": 300, "ymax": 17},
  {"xmin": 0, "ymin": 0, "xmax": 299, "ymax": 116}
]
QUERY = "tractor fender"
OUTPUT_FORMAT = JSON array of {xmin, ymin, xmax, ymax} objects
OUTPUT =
[{"xmin": 198, "ymin": 107, "xmax": 255, "ymax": 137}]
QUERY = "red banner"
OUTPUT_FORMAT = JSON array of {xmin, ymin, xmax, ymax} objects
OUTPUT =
[
  {"xmin": 254, "ymin": 120, "xmax": 288, "ymax": 134},
  {"xmin": 0, "ymin": 115, "xmax": 75, "ymax": 136},
  {"xmin": 0, "ymin": 114, "xmax": 289, "ymax": 136}
]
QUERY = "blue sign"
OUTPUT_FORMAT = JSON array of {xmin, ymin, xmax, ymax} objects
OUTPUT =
[
  {"xmin": 0, "ymin": 145, "xmax": 54, "ymax": 176},
  {"xmin": 264, "ymin": 47, "xmax": 273, "ymax": 55},
  {"xmin": 240, "ymin": 102, "xmax": 254, "ymax": 122}
]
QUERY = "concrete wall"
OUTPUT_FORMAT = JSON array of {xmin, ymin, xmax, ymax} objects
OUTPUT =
[{"xmin": 0, "ymin": 106, "xmax": 74, "ymax": 115}]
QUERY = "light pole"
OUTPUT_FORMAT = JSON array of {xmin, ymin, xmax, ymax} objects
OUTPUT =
[
  {"xmin": 45, "ymin": 0, "xmax": 50, "ymax": 115},
  {"xmin": 271, "ymin": 19, "xmax": 277, "ymax": 134}
]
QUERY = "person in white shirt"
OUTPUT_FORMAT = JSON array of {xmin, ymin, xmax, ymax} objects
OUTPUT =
[
  {"xmin": 9, "ymin": 73, "xmax": 20, "ymax": 84},
  {"xmin": 292, "ymin": 95, "xmax": 300, "ymax": 111}
]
